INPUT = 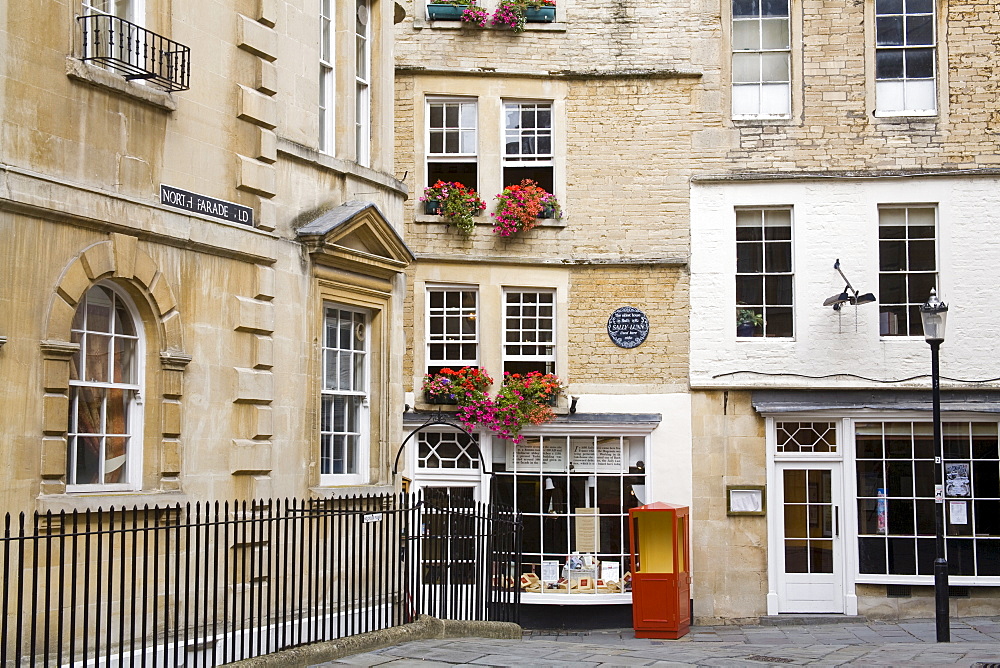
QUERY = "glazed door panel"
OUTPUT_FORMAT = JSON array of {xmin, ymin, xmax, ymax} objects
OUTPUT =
[{"xmin": 776, "ymin": 464, "xmax": 844, "ymax": 613}]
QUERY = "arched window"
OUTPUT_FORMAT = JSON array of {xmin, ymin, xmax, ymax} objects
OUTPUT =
[{"xmin": 67, "ymin": 284, "xmax": 144, "ymax": 490}]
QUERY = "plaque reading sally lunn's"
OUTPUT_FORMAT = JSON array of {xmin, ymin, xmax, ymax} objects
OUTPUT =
[{"xmin": 607, "ymin": 306, "xmax": 649, "ymax": 349}]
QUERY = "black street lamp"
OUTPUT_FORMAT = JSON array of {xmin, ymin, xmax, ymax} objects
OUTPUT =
[{"xmin": 919, "ymin": 288, "xmax": 949, "ymax": 643}]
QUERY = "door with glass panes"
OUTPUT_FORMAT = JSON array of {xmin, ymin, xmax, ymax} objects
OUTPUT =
[{"xmin": 775, "ymin": 463, "xmax": 845, "ymax": 612}]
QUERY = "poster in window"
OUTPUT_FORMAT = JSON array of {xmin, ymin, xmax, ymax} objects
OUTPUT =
[
  {"xmin": 574, "ymin": 508, "xmax": 599, "ymax": 552},
  {"xmin": 949, "ymin": 500, "xmax": 968, "ymax": 525},
  {"xmin": 945, "ymin": 463, "xmax": 971, "ymax": 498}
]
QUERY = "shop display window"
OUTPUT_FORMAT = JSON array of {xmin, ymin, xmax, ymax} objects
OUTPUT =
[
  {"xmin": 492, "ymin": 434, "xmax": 646, "ymax": 594},
  {"xmin": 856, "ymin": 421, "xmax": 1000, "ymax": 577}
]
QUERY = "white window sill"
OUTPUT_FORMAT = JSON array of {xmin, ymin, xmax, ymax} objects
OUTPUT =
[
  {"xmin": 732, "ymin": 115, "xmax": 792, "ymax": 123},
  {"xmin": 65, "ymin": 57, "xmax": 177, "ymax": 112},
  {"xmin": 873, "ymin": 111, "xmax": 938, "ymax": 119}
]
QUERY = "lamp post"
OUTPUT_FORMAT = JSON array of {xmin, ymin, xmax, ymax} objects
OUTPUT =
[{"xmin": 919, "ymin": 288, "xmax": 949, "ymax": 643}]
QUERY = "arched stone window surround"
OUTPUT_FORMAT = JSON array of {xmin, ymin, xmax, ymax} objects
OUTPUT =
[{"xmin": 39, "ymin": 234, "xmax": 190, "ymax": 503}]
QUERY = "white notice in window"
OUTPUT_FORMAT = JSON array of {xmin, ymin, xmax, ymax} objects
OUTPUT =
[
  {"xmin": 571, "ymin": 440, "xmax": 623, "ymax": 473},
  {"xmin": 949, "ymin": 500, "xmax": 968, "ymax": 525}
]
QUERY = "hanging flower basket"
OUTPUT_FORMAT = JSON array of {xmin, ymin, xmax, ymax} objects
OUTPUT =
[{"xmin": 456, "ymin": 371, "xmax": 565, "ymax": 443}]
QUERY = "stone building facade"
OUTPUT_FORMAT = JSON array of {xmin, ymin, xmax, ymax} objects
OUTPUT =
[
  {"xmin": 0, "ymin": 0, "xmax": 410, "ymax": 515},
  {"xmin": 690, "ymin": 0, "xmax": 1000, "ymax": 622},
  {"xmin": 393, "ymin": 0, "xmax": 721, "ymax": 624}
]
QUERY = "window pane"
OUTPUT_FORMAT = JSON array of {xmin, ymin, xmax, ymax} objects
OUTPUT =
[
  {"xmin": 732, "ymin": 0, "xmax": 759, "ymax": 17},
  {"xmin": 760, "ymin": 18, "xmax": 789, "ymax": 49},
  {"xmin": 732, "ymin": 84, "xmax": 761, "ymax": 116},
  {"xmin": 876, "ymin": 50, "xmax": 905, "ymax": 79},
  {"xmin": 876, "ymin": 16, "xmax": 903, "ymax": 46},
  {"xmin": 760, "ymin": 53, "xmax": 789, "ymax": 82},
  {"xmin": 905, "ymin": 15, "xmax": 933, "ymax": 46},
  {"xmin": 732, "ymin": 19, "xmax": 760, "ymax": 51},
  {"xmin": 905, "ymin": 48, "xmax": 934, "ymax": 78},
  {"xmin": 736, "ymin": 242, "xmax": 763, "ymax": 273},
  {"xmin": 732, "ymin": 53, "xmax": 760, "ymax": 83}
]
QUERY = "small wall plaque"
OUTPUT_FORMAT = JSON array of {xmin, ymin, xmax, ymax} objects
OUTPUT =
[
  {"xmin": 607, "ymin": 306, "xmax": 649, "ymax": 349},
  {"xmin": 727, "ymin": 485, "xmax": 765, "ymax": 516}
]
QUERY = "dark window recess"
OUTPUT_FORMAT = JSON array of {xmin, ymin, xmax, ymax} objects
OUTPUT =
[
  {"xmin": 503, "ymin": 166, "xmax": 553, "ymax": 193},
  {"xmin": 885, "ymin": 584, "xmax": 911, "ymax": 598},
  {"xmin": 78, "ymin": 13, "xmax": 191, "ymax": 92},
  {"xmin": 427, "ymin": 163, "xmax": 478, "ymax": 191}
]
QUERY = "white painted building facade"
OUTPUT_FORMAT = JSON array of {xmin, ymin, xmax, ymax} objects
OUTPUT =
[{"xmin": 690, "ymin": 173, "xmax": 1000, "ymax": 618}]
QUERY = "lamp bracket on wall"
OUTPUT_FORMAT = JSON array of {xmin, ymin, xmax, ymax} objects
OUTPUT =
[{"xmin": 823, "ymin": 259, "xmax": 876, "ymax": 311}]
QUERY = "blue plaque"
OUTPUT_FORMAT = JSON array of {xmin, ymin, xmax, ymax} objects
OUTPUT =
[{"xmin": 607, "ymin": 306, "xmax": 649, "ymax": 349}]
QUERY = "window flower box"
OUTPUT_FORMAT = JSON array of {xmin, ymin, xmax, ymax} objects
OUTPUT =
[
  {"xmin": 524, "ymin": 6, "xmax": 555, "ymax": 22},
  {"xmin": 420, "ymin": 181, "xmax": 486, "ymax": 234},
  {"xmin": 423, "ymin": 391, "xmax": 458, "ymax": 405},
  {"xmin": 427, "ymin": 3, "xmax": 468, "ymax": 20}
]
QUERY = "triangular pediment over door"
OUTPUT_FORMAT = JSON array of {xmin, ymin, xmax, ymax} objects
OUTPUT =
[{"xmin": 297, "ymin": 200, "xmax": 413, "ymax": 283}]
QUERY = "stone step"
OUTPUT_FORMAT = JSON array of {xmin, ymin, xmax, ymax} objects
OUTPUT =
[{"xmin": 759, "ymin": 614, "xmax": 868, "ymax": 626}]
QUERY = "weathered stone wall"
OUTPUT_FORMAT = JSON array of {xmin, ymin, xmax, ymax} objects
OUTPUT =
[
  {"xmin": 723, "ymin": 1, "xmax": 1000, "ymax": 171},
  {"xmin": 690, "ymin": 390, "xmax": 768, "ymax": 624},
  {"xmin": 0, "ymin": 0, "xmax": 408, "ymax": 514},
  {"xmin": 567, "ymin": 264, "xmax": 688, "ymax": 390}
]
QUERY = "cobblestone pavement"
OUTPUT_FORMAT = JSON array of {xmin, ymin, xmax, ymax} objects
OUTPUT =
[{"xmin": 312, "ymin": 617, "xmax": 1000, "ymax": 667}]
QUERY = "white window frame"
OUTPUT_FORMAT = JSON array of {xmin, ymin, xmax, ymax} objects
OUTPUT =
[
  {"xmin": 425, "ymin": 97, "xmax": 479, "ymax": 191},
  {"xmin": 501, "ymin": 100, "xmax": 554, "ymax": 189},
  {"xmin": 731, "ymin": 0, "xmax": 791, "ymax": 119},
  {"xmin": 735, "ymin": 207, "xmax": 794, "ymax": 338},
  {"xmin": 502, "ymin": 288, "xmax": 556, "ymax": 375},
  {"xmin": 82, "ymin": 0, "xmax": 143, "ymax": 23},
  {"xmin": 67, "ymin": 282, "xmax": 145, "ymax": 493},
  {"xmin": 874, "ymin": 0, "xmax": 937, "ymax": 116},
  {"xmin": 355, "ymin": 0, "xmax": 371, "ymax": 166},
  {"xmin": 320, "ymin": 304, "xmax": 370, "ymax": 486},
  {"xmin": 425, "ymin": 286, "xmax": 479, "ymax": 372},
  {"xmin": 319, "ymin": 0, "xmax": 335, "ymax": 154},
  {"xmin": 878, "ymin": 205, "xmax": 937, "ymax": 337}
]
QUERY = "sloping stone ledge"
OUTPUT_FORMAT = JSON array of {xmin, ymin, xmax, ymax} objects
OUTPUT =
[{"xmin": 228, "ymin": 615, "xmax": 521, "ymax": 668}]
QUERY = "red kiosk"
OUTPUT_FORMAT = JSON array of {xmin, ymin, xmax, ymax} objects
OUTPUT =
[{"xmin": 628, "ymin": 501, "xmax": 690, "ymax": 639}]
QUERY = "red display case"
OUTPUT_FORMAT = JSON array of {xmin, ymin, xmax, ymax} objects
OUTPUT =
[{"xmin": 628, "ymin": 501, "xmax": 690, "ymax": 639}]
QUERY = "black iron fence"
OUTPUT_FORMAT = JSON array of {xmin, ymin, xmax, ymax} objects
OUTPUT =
[
  {"xmin": 78, "ymin": 13, "xmax": 191, "ymax": 92},
  {"xmin": 0, "ymin": 493, "xmax": 520, "ymax": 667}
]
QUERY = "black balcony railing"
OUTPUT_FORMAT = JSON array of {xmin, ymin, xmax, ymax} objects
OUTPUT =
[
  {"xmin": 78, "ymin": 13, "xmax": 190, "ymax": 92},
  {"xmin": 0, "ymin": 493, "xmax": 520, "ymax": 666}
]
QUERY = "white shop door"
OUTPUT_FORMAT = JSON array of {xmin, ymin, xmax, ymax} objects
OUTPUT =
[{"xmin": 775, "ymin": 463, "xmax": 845, "ymax": 613}]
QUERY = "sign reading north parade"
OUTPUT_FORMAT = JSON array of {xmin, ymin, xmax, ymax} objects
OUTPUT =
[
  {"xmin": 160, "ymin": 184, "xmax": 254, "ymax": 226},
  {"xmin": 607, "ymin": 306, "xmax": 649, "ymax": 349}
]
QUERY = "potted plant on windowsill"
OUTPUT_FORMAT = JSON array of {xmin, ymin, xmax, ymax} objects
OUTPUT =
[
  {"xmin": 427, "ymin": 0, "xmax": 472, "ymax": 21},
  {"xmin": 491, "ymin": 179, "xmax": 562, "ymax": 236},
  {"xmin": 421, "ymin": 366, "xmax": 494, "ymax": 405},
  {"xmin": 736, "ymin": 308, "xmax": 763, "ymax": 337},
  {"xmin": 420, "ymin": 180, "xmax": 486, "ymax": 235}
]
